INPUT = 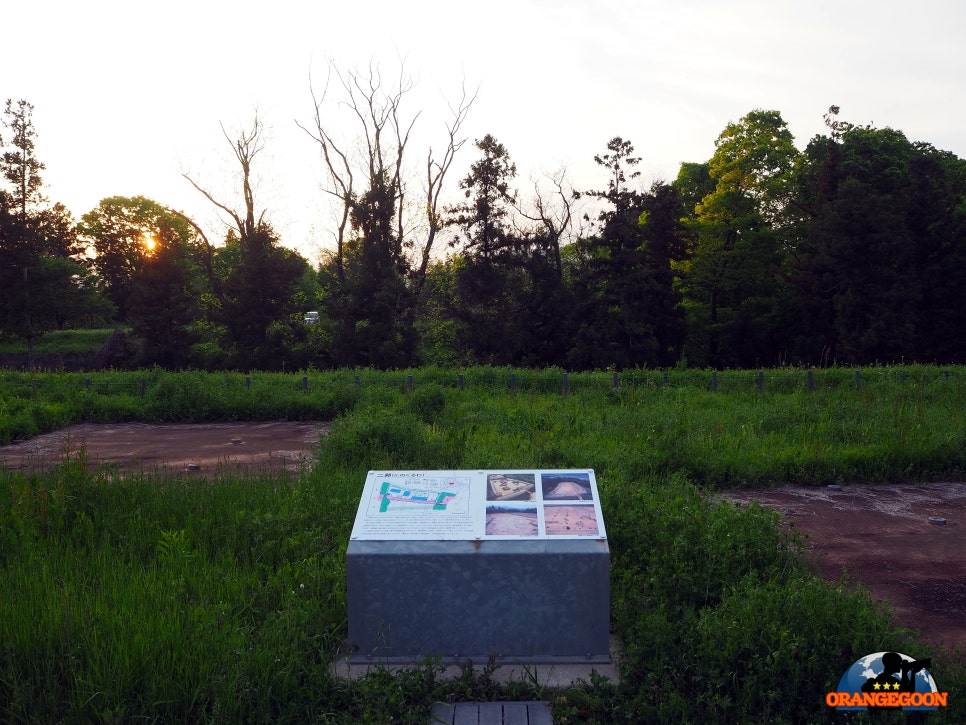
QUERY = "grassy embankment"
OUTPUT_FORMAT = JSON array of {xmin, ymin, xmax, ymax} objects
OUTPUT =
[
  {"xmin": 0, "ymin": 367, "xmax": 964, "ymax": 723},
  {"xmin": 0, "ymin": 328, "xmax": 116, "ymax": 356}
]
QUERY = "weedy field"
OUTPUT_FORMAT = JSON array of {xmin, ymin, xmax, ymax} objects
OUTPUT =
[
  {"xmin": 0, "ymin": 367, "xmax": 964, "ymax": 723},
  {"xmin": 0, "ymin": 329, "xmax": 116, "ymax": 357}
]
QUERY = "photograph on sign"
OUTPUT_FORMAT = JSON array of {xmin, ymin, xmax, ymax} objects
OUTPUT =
[
  {"xmin": 541, "ymin": 472, "xmax": 593, "ymax": 501},
  {"xmin": 485, "ymin": 504, "xmax": 539, "ymax": 536},
  {"xmin": 544, "ymin": 504, "xmax": 600, "ymax": 536},
  {"xmin": 486, "ymin": 473, "xmax": 537, "ymax": 501}
]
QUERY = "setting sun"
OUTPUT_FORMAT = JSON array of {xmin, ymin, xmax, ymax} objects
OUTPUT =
[{"xmin": 142, "ymin": 232, "xmax": 156, "ymax": 253}]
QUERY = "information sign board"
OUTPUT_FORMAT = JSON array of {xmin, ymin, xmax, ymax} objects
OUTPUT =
[
  {"xmin": 345, "ymin": 469, "xmax": 610, "ymax": 664},
  {"xmin": 349, "ymin": 469, "xmax": 606, "ymax": 541}
]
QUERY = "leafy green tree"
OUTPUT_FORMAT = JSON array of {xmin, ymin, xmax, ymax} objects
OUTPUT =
[
  {"xmin": 0, "ymin": 101, "xmax": 78, "ymax": 257},
  {"xmin": 325, "ymin": 170, "xmax": 416, "ymax": 368},
  {"xmin": 413, "ymin": 257, "xmax": 463, "ymax": 366},
  {"xmin": 444, "ymin": 135, "xmax": 524, "ymax": 363},
  {"xmin": 286, "ymin": 265, "xmax": 328, "ymax": 368},
  {"xmin": 907, "ymin": 145, "xmax": 966, "ymax": 362},
  {"xmin": 24, "ymin": 256, "xmax": 114, "ymax": 333},
  {"xmin": 183, "ymin": 115, "xmax": 315, "ymax": 370},
  {"xmin": 791, "ymin": 119, "xmax": 966, "ymax": 363},
  {"xmin": 449, "ymin": 134, "xmax": 517, "ymax": 261},
  {"xmin": 0, "ymin": 100, "xmax": 112, "ymax": 351},
  {"xmin": 79, "ymin": 196, "xmax": 200, "ymax": 320},
  {"xmin": 34, "ymin": 202, "xmax": 83, "ymax": 258},
  {"xmin": 125, "ymin": 220, "xmax": 207, "ymax": 368},
  {"xmin": 210, "ymin": 226, "xmax": 312, "ymax": 370},
  {"xmin": 636, "ymin": 183, "xmax": 689, "ymax": 365},
  {"xmin": 569, "ymin": 138, "xmax": 686, "ymax": 369},
  {"xmin": 673, "ymin": 162, "xmax": 716, "ymax": 217},
  {"xmin": 424, "ymin": 137, "xmax": 575, "ymax": 367},
  {"xmin": 1, "ymin": 99, "xmax": 46, "ymax": 230},
  {"xmin": 679, "ymin": 110, "xmax": 800, "ymax": 367}
]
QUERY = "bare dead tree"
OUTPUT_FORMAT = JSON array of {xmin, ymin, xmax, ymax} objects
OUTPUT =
[
  {"xmin": 300, "ymin": 60, "xmax": 476, "ymax": 299},
  {"xmin": 299, "ymin": 67, "xmax": 354, "ymax": 282},
  {"xmin": 299, "ymin": 62, "xmax": 416, "ymax": 272},
  {"xmin": 514, "ymin": 167, "xmax": 583, "ymax": 279},
  {"xmin": 182, "ymin": 115, "xmax": 268, "ymax": 241},
  {"xmin": 342, "ymin": 62, "xmax": 415, "ymax": 266},
  {"xmin": 413, "ymin": 82, "xmax": 476, "ymax": 300}
]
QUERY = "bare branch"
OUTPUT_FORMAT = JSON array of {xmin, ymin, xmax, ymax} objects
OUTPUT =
[
  {"xmin": 220, "ymin": 116, "xmax": 265, "ymax": 239},
  {"xmin": 302, "ymin": 59, "xmax": 477, "ymax": 309},
  {"xmin": 164, "ymin": 206, "xmax": 215, "ymax": 282},
  {"xmin": 515, "ymin": 167, "xmax": 582, "ymax": 278},
  {"xmin": 411, "ymin": 81, "xmax": 478, "ymax": 299},
  {"xmin": 184, "ymin": 113, "xmax": 268, "ymax": 242},
  {"xmin": 390, "ymin": 83, "xmax": 420, "ymax": 257},
  {"xmin": 181, "ymin": 172, "xmax": 244, "ymax": 236},
  {"xmin": 298, "ymin": 66, "xmax": 356, "ymax": 281}
]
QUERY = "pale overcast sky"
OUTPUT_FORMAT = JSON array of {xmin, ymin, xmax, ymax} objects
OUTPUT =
[{"xmin": 5, "ymin": 0, "xmax": 965, "ymax": 261}]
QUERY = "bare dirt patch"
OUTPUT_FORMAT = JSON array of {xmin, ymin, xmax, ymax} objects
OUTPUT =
[
  {"xmin": 721, "ymin": 482, "xmax": 966, "ymax": 654},
  {"xmin": 0, "ymin": 421, "xmax": 329, "ymax": 476}
]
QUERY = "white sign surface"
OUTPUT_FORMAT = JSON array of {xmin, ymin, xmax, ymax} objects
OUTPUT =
[{"xmin": 349, "ymin": 469, "xmax": 607, "ymax": 541}]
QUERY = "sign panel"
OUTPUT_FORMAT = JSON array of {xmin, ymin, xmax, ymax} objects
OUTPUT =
[{"xmin": 349, "ymin": 469, "xmax": 606, "ymax": 541}]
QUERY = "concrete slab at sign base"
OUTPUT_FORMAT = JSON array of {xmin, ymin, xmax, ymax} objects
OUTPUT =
[{"xmin": 330, "ymin": 636, "xmax": 622, "ymax": 689}]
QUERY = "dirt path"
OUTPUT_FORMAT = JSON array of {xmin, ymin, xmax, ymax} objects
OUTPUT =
[
  {"xmin": 0, "ymin": 421, "xmax": 328, "ymax": 476},
  {"xmin": 721, "ymin": 482, "xmax": 966, "ymax": 654}
]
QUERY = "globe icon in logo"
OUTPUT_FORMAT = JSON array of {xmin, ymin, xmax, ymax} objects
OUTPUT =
[{"xmin": 831, "ymin": 652, "xmax": 943, "ymax": 711}]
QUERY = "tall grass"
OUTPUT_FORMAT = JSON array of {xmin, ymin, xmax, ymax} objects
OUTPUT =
[
  {"xmin": 0, "ymin": 370, "xmax": 963, "ymax": 722},
  {"xmin": 0, "ymin": 328, "xmax": 116, "ymax": 355},
  {"xmin": 3, "ymin": 368, "xmax": 963, "ymax": 485}
]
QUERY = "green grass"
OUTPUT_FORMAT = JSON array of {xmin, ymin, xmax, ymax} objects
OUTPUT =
[
  {"xmin": 0, "ymin": 328, "xmax": 116, "ymax": 355},
  {"xmin": 0, "ymin": 368, "xmax": 964, "ymax": 722}
]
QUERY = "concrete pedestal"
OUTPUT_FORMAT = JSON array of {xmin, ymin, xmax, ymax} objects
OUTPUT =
[{"xmin": 346, "ymin": 537, "xmax": 610, "ymax": 664}]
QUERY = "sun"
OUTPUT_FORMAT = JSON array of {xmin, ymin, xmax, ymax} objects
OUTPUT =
[{"xmin": 142, "ymin": 232, "xmax": 157, "ymax": 253}]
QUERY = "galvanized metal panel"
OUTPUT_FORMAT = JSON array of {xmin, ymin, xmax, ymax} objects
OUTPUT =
[{"xmin": 346, "ymin": 538, "xmax": 610, "ymax": 663}]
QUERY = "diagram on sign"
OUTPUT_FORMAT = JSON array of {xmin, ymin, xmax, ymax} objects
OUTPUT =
[{"xmin": 369, "ymin": 475, "xmax": 470, "ymax": 515}]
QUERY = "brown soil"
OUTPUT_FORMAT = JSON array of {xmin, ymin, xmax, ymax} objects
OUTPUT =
[
  {"xmin": 2, "ymin": 424, "xmax": 963, "ymax": 653},
  {"xmin": 544, "ymin": 504, "xmax": 600, "ymax": 536},
  {"xmin": 485, "ymin": 511, "xmax": 539, "ymax": 536},
  {"xmin": 0, "ymin": 421, "xmax": 328, "ymax": 476},
  {"xmin": 721, "ymin": 483, "xmax": 966, "ymax": 654}
]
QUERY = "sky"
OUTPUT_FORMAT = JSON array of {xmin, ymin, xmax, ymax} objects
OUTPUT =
[{"xmin": 5, "ymin": 0, "xmax": 965, "ymax": 262}]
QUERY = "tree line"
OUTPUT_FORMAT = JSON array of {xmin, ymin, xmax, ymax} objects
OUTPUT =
[{"xmin": 2, "ymin": 73, "xmax": 964, "ymax": 371}]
